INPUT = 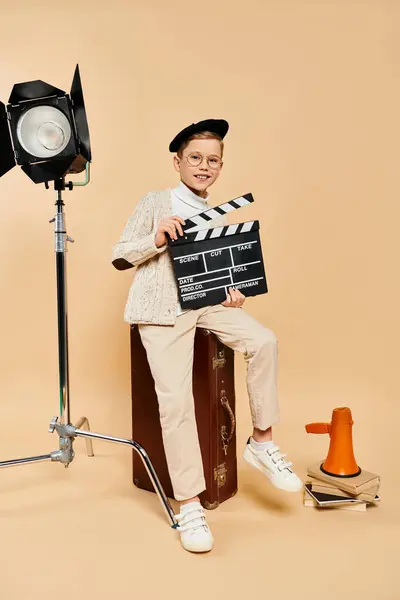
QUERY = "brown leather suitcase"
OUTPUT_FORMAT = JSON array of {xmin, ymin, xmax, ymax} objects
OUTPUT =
[{"xmin": 130, "ymin": 324, "xmax": 238, "ymax": 509}]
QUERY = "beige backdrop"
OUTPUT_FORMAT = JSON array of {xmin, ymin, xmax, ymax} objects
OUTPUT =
[{"xmin": 0, "ymin": 1, "xmax": 398, "ymax": 598}]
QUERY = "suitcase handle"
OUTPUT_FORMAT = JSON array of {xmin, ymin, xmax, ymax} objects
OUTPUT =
[{"xmin": 220, "ymin": 390, "xmax": 235, "ymax": 455}]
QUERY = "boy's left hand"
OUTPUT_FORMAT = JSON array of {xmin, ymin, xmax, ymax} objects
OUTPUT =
[{"xmin": 221, "ymin": 287, "xmax": 245, "ymax": 308}]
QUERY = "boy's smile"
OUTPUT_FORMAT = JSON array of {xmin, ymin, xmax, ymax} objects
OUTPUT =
[{"xmin": 173, "ymin": 138, "xmax": 223, "ymax": 198}]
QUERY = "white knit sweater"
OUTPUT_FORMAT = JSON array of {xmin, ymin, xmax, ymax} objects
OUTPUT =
[{"xmin": 111, "ymin": 187, "xmax": 226, "ymax": 325}]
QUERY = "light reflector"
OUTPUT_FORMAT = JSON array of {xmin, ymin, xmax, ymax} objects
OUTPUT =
[{"xmin": 16, "ymin": 106, "xmax": 71, "ymax": 159}]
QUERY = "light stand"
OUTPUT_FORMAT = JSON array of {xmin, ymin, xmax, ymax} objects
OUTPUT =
[{"xmin": 0, "ymin": 169, "xmax": 179, "ymax": 530}]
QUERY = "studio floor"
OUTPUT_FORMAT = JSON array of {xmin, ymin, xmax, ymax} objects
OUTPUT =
[{"xmin": 0, "ymin": 401, "xmax": 396, "ymax": 600}]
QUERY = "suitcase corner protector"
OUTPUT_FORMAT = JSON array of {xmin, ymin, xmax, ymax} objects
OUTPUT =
[{"xmin": 203, "ymin": 500, "xmax": 219, "ymax": 510}]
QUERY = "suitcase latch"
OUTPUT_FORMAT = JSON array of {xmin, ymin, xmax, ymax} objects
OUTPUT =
[
  {"xmin": 212, "ymin": 350, "xmax": 226, "ymax": 369},
  {"xmin": 214, "ymin": 463, "xmax": 227, "ymax": 487}
]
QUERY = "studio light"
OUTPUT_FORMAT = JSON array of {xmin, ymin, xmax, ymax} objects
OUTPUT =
[
  {"xmin": 0, "ymin": 65, "xmax": 177, "ymax": 530},
  {"xmin": 0, "ymin": 65, "xmax": 91, "ymax": 184}
]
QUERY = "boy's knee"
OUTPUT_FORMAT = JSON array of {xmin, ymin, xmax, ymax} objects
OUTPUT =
[{"xmin": 252, "ymin": 327, "xmax": 278, "ymax": 356}]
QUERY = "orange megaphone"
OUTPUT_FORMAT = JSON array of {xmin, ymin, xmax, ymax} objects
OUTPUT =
[{"xmin": 305, "ymin": 407, "xmax": 361, "ymax": 477}]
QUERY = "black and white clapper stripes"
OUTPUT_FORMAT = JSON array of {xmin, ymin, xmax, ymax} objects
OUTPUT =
[
  {"xmin": 182, "ymin": 192, "xmax": 254, "ymax": 233},
  {"xmin": 168, "ymin": 192, "xmax": 268, "ymax": 309}
]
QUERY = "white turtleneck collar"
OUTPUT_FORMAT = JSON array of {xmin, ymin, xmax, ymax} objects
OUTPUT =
[{"xmin": 172, "ymin": 180, "xmax": 210, "ymax": 211}]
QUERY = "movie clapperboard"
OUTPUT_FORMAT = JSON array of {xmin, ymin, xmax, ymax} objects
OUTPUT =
[{"xmin": 168, "ymin": 193, "xmax": 268, "ymax": 310}]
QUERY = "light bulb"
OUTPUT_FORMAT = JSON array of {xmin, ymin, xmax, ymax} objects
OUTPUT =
[{"xmin": 37, "ymin": 121, "xmax": 65, "ymax": 151}]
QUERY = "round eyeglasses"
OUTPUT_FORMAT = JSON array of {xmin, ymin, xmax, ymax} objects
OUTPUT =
[{"xmin": 183, "ymin": 152, "xmax": 223, "ymax": 170}]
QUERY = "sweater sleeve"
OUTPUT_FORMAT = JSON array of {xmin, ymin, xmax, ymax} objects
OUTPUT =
[{"xmin": 111, "ymin": 194, "xmax": 167, "ymax": 270}]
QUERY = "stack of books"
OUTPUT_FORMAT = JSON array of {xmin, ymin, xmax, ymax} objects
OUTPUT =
[{"xmin": 303, "ymin": 461, "xmax": 380, "ymax": 512}]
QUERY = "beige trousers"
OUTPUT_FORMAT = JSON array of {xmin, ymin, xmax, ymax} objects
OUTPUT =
[{"xmin": 138, "ymin": 305, "xmax": 279, "ymax": 501}]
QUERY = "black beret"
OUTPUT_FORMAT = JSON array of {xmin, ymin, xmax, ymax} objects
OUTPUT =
[{"xmin": 169, "ymin": 118, "xmax": 229, "ymax": 152}]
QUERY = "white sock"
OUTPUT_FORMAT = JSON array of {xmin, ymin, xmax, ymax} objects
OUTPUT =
[
  {"xmin": 250, "ymin": 437, "xmax": 275, "ymax": 452},
  {"xmin": 180, "ymin": 501, "xmax": 202, "ymax": 513}
]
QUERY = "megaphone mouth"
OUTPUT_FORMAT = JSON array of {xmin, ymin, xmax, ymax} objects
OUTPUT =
[{"xmin": 320, "ymin": 463, "xmax": 361, "ymax": 478}]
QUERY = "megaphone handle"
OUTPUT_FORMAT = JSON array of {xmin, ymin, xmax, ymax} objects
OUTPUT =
[{"xmin": 305, "ymin": 422, "xmax": 331, "ymax": 434}]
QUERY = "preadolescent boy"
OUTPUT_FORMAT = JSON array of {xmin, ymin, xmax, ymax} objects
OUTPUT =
[{"xmin": 112, "ymin": 118, "xmax": 302, "ymax": 553}]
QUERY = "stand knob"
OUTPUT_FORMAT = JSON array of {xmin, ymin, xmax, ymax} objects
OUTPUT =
[{"xmin": 49, "ymin": 416, "xmax": 59, "ymax": 433}]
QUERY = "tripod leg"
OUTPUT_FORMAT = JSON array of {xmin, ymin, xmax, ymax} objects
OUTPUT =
[
  {"xmin": 73, "ymin": 428, "xmax": 179, "ymax": 529},
  {"xmin": 74, "ymin": 417, "xmax": 94, "ymax": 457},
  {"xmin": 0, "ymin": 454, "xmax": 53, "ymax": 468}
]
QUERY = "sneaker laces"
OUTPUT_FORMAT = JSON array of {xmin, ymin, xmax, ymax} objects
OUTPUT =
[
  {"xmin": 175, "ymin": 506, "xmax": 209, "ymax": 533},
  {"xmin": 266, "ymin": 445, "xmax": 293, "ymax": 472}
]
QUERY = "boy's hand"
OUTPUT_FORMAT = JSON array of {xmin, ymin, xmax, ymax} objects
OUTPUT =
[
  {"xmin": 222, "ymin": 287, "xmax": 245, "ymax": 308},
  {"xmin": 155, "ymin": 216, "xmax": 186, "ymax": 247}
]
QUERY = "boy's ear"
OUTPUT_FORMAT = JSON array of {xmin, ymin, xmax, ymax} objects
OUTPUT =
[{"xmin": 173, "ymin": 155, "xmax": 180, "ymax": 172}]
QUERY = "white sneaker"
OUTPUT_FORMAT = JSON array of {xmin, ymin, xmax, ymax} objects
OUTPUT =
[
  {"xmin": 175, "ymin": 501, "xmax": 214, "ymax": 553},
  {"xmin": 243, "ymin": 437, "xmax": 303, "ymax": 492}
]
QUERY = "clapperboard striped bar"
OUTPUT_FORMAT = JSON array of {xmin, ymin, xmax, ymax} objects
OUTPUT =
[
  {"xmin": 182, "ymin": 192, "xmax": 254, "ymax": 232},
  {"xmin": 168, "ymin": 194, "xmax": 268, "ymax": 309}
]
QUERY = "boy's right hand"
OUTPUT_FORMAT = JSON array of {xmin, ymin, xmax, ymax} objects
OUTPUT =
[{"xmin": 155, "ymin": 216, "xmax": 186, "ymax": 247}]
